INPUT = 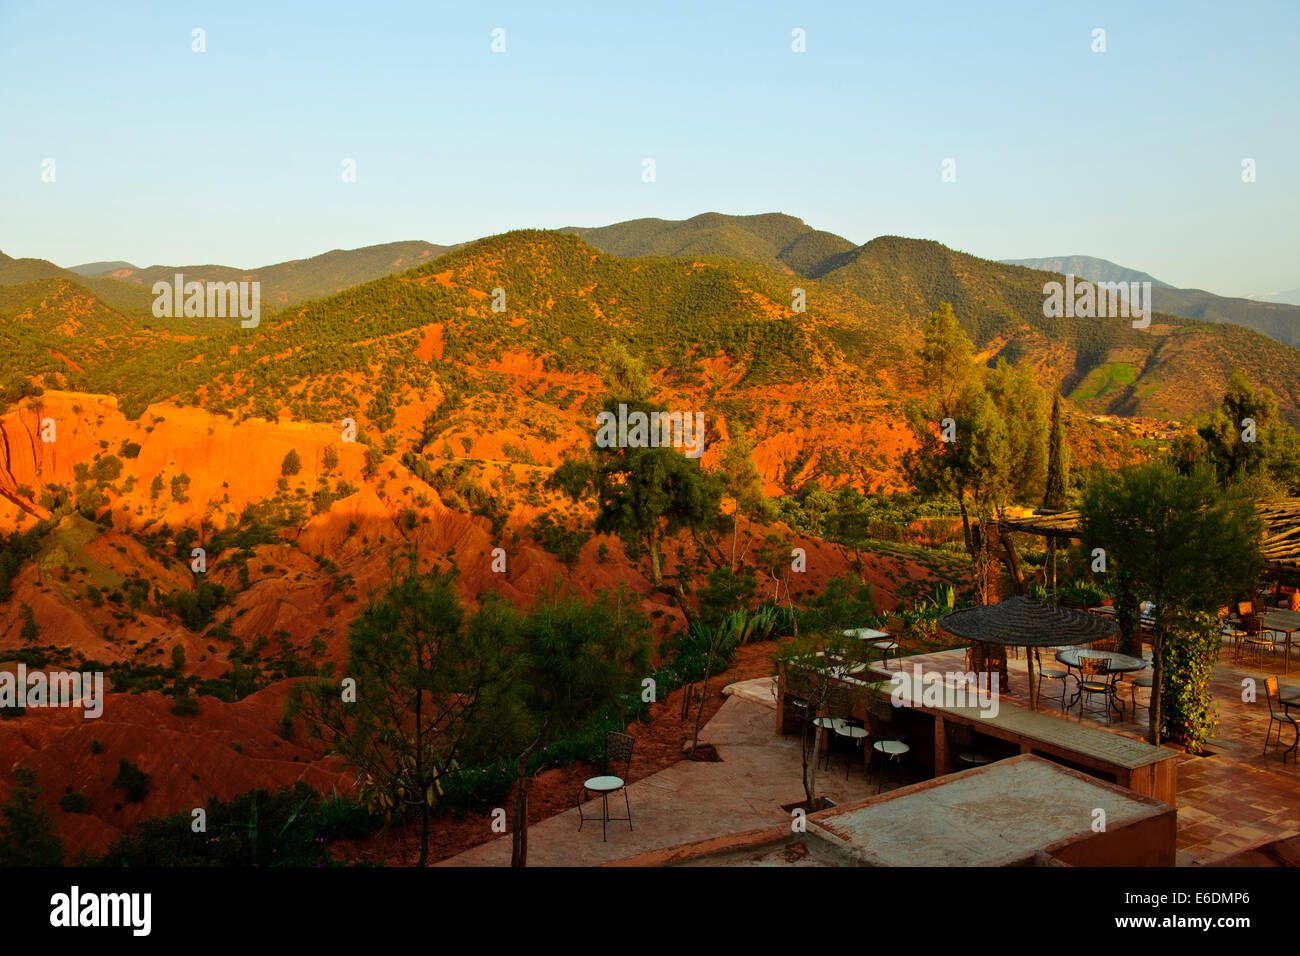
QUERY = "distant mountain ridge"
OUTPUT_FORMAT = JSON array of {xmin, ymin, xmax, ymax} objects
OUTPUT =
[
  {"xmin": 65, "ymin": 240, "xmax": 457, "ymax": 310},
  {"xmin": 0, "ymin": 241, "xmax": 460, "ymax": 317},
  {"xmin": 1001, "ymin": 254, "xmax": 1300, "ymax": 348},
  {"xmin": 998, "ymin": 256, "xmax": 1172, "ymax": 288},
  {"xmin": 67, "ymin": 260, "xmax": 138, "ymax": 277},
  {"xmin": 560, "ymin": 217, "xmax": 1300, "ymax": 349},
  {"xmin": 1250, "ymin": 288, "xmax": 1300, "ymax": 307}
]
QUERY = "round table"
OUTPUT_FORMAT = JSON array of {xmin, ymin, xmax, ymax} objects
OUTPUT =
[{"xmin": 1055, "ymin": 648, "xmax": 1149, "ymax": 674}]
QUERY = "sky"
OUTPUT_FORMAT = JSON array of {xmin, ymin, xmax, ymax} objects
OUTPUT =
[{"xmin": 2, "ymin": 0, "xmax": 1296, "ymax": 298}]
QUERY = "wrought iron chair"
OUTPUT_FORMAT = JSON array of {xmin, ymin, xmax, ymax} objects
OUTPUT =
[
  {"xmin": 1263, "ymin": 676, "xmax": 1299, "ymax": 764},
  {"xmin": 1239, "ymin": 607, "xmax": 1281, "ymax": 663},
  {"xmin": 577, "ymin": 731, "xmax": 634, "ymax": 841},
  {"xmin": 1076, "ymin": 655, "xmax": 1119, "ymax": 725},
  {"xmin": 1129, "ymin": 673, "xmax": 1153, "ymax": 719},
  {"xmin": 866, "ymin": 699, "xmax": 910, "ymax": 793},
  {"xmin": 1034, "ymin": 646, "xmax": 1072, "ymax": 711},
  {"xmin": 873, "ymin": 636, "xmax": 900, "ymax": 670},
  {"xmin": 1219, "ymin": 606, "xmax": 1245, "ymax": 659}
]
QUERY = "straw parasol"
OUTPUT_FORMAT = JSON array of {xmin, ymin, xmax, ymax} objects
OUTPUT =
[{"xmin": 938, "ymin": 595, "xmax": 1118, "ymax": 710}]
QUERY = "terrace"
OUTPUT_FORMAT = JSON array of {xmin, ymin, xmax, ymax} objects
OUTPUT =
[{"xmin": 440, "ymin": 624, "xmax": 1298, "ymax": 866}]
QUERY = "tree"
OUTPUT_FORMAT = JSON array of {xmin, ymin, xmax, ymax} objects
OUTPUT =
[
  {"xmin": 1079, "ymin": 462, "xmax": 1261, "ymax": 745},
  {"xmin": 1042, "ymin": 386, "xmax": 1070, "ymax": 591},
  {"xmin": 984, "ymin": 358, "xmax": 1048, "ymax": 505},
  {"xmin": 903, "ymin": 353, "xmax": 1009, "ymax": 603},
  {"xmin": 0, "ymin": 767, "xmax": 63, "ymax": 866},
  {"xmin": 710, "ymin": 427, "xmax": 776, "ymax": 572},
  {"xmin": 1173, "ymin": 369, "xmax": 1300, "ymax": 497},
  {"xmin": 19, "ymin": 602, "xmax": 38, "ymax": 643},
  {"xmin": 774, "ymin": 631, "xmax": 878, "ymax": 810},
  {"xmin": 904, "ymin": 303, "xmax": 1049, "ymax": 606},
  {"xmin": 1043, "ymin": 387, "xmax": 1069, "ymax": 509},
  {"xmin": 504, "ymin": 586, "xmax": 652, "ymax": 866},
  {"xmin": 281, "ymin": 448, "xmax": 302, "ymax": 477},
  {"xmin": 598, "ymin": 342, "xmax": 655, "ymax": 403},
  {"xmin": 551, "ymin": 400, "xmax": 725, "ymax": 594},
  {"xmin": 288, "ymin": 566, "xmax": 512, "ymax": 866}
]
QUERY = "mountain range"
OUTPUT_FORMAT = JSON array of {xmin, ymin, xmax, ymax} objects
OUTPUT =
[{"xmin": 5, "ymin": 214, "xmax": 1300, "ymax": 434}]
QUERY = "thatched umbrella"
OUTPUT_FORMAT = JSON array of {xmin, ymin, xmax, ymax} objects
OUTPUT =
[{"xmin": 938, "ymin": 595, "xmax": 1118, "ymax": 711}]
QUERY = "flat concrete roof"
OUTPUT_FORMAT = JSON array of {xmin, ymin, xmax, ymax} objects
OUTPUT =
[{"xmin": 811, "ymin": 755, "xmax": 1170, "ymax": 866}]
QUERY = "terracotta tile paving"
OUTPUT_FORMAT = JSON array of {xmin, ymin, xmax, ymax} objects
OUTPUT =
[{"xmin": 886, "ymin": 641, "xmax": 1300, "ymax": 865}]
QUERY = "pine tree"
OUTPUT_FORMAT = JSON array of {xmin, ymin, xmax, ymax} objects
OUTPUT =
[
  {"xmin": 281, "ymin": 448, "xmax": 302, "ymax": 477},
  {"xmin": 19, "ymin": 603, "xmax": 38, "ymax": 643},
  {"xmin": 1044, "ymin": 387, "xmax": 1068, "ymax": 509},
  {"xmin": 0, "ymin": 768, "xmax": 64, "ymax": 866}
]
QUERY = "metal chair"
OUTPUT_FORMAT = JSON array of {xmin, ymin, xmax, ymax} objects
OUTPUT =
[
  {"xmin": 577, "ymin": 731, "xmax": 634, "ymax": 841},
  {"xmin": 866, "ymin": 700, "xmax": 910, "ymax": 793},
  {"xmin": 1129, "ymin": 674, "xmax": 1153, "ymax": 719},
  {"xmin": 1035, "ymin": 646, "xmax": 1072, "ymax": 711},
  {"xmin": 1263, "ymin": 677, "xmax": 1299, "ymax": 764},
  {"xmin": 948, "ymin": 721, "xmax": 994, "ymax": 769},
  {"xmin": 1219, "ymin": 606, "xmax": 1245, "ymax": 659},
  {"xmin": 1240, "ymin": 612, "xmax": 1281, "ymax": 663},
  {"xmin": 1077, "ymin": 656, "xmax": 1119, "ymax": 725},
  {"xmin": 873, "ymin": 636, "xmax": 900, "ymax": 670},
  {"xmin": 813, "ymin": 715, "xmax": 844, "ymax": 771}
]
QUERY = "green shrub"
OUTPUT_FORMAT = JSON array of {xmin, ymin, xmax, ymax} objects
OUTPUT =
[
  {"xmin": 97, "ymin": 783, "xmax": 375, "ymax": 867},
  {"xmin": 58, "ymin": 792, "xmax": 88, "ymax": 814},
  {"xmin": 1160, "ymin": 610, "xmax": 1221, "ymax": 754},
  {"xmin": 112, "ymin": 758, "xmax": 150, "ymax": 802}
]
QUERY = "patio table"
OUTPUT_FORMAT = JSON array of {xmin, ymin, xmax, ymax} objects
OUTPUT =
[
  {"xmin": 1280, "ymin": 694, "xmax": 1300, "ymax": 761},
  {"xmin": 1055, "ymin": 648, "xmax": 1149, "ymax": 674},
  {"xmin": 843, "ymin": 628, "xmax": 891, "ymax": 641},
  {"xmin": 1259, "ymin": 609, "xmax": 1300, "ymax": 675}
]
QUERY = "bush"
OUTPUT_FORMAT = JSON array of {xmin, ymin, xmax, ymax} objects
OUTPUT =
[
  {"xmin": 281, "ymin": 449, "xmax": 302, "ymax": 476},
  {"xmin": 58, "ymin": 792, "xmax": 88, "ymax": 814},
  {"xmin": 171, "ymin": 695, "xmax": 199, "ymax": 716},
  {"xmin": 1160, "ymin": 610, "xmax": 1222, "ymax": 754},
  {"xmin": 112, "ymin": 758, "xmax": 151, "ymax": 802},
  {"xmin": 97, "ymin": 782, "xmax": 376, "ymax": 867}
]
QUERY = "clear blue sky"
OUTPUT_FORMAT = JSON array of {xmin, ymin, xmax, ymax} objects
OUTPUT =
[{"xmin": 2, "ymin": 0, "xmax": 1296, "ymax": 297}]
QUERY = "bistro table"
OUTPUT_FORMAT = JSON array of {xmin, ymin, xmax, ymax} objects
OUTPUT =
[
  {"xmin": 1281, "ymin": 693, "xmax": 1300, "ymax": 761},
  {"xmin": 1259, "ymin": 609, "xmax": 1300, "ymax": 675},
  {"xmin": 1056, "ymin": 648, "xmax": 1150, "ymax": 718}
]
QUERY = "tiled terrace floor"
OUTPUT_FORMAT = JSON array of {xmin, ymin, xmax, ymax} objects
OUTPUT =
[{"xmin": 889, "ymin": 641, "xmax": 1300, "ymax": 864}]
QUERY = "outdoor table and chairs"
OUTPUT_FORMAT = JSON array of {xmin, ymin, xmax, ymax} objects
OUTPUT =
[
  {"xmin": 843, "ymin": 627, "xmax": 899, "ymax": 669},
  {"xmin": 1257, "ymin": 609, "xmax": 1300, "ymax": 674},
  {"xmin": 1055, "ymin": 648, "xmax": 1149, "ymax": 723}
]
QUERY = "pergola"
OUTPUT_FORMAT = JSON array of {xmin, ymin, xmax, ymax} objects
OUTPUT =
[
  {"xmin": 939, "ymin": 595, "xmax": 1119, "ymax": 711},
  {"xmin": 999, "ymin": 499, "xmax": 1300, "ymax": 588}
]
